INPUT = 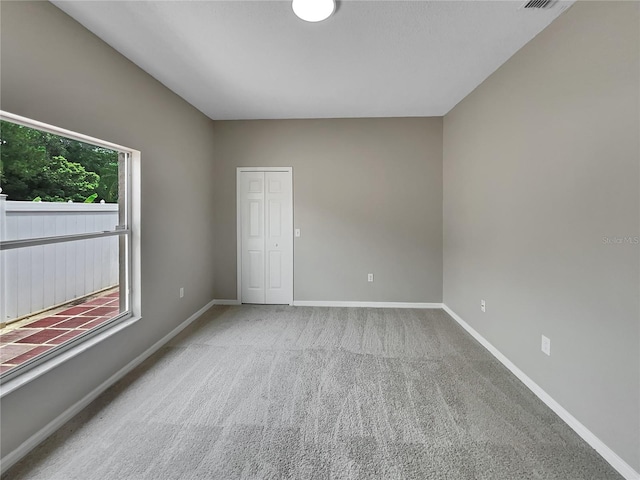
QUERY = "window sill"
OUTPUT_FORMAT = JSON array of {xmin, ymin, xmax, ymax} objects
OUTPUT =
[{"xmin": 0, "ymin": 315, "xmax": 141, "ymax": 398}]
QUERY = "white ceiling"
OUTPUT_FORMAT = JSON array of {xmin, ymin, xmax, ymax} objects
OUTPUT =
[{"xmin": 52, "ymin": 0, "xmax": 573, "ymax": 120}]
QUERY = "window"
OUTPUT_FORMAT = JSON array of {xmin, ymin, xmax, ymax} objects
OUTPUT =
[{"xmin": 0, "ymin": 111, "xmax": 139, "ymax": 381}]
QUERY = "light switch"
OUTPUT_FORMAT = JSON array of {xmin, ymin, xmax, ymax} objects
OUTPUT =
[{"xmin": 295, "ymin": 229, "xmax": 301, "ymax": 237}]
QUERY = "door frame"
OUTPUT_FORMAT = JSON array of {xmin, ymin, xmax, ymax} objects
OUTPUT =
[{"xmin": 236, "ymin": 167, "xmax": 294, "ymax": 305}]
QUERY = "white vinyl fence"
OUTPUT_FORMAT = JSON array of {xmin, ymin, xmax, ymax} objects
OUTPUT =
[{"xmin": 0, "ymin": 196, "xmax": 119, "ymax": 322}]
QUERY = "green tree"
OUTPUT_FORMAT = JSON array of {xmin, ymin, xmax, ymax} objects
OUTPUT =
[
  {"xmin": 30, "ymin": 156, "xmax": 100, "ymax": 203},
  {"xmin": 59, "ymin": 138, "xmax": 119, "ymax": 203},
  {"xmin": 95, "ymin": 162, "xmax": 119, "ymax": 203},
  {"xmin": 0, "ymin": 120, "xmax": 118, "ymax": 202},
  {"xmin": 0, "ymin": 121, "xmax": 49, "ymax": 200}
]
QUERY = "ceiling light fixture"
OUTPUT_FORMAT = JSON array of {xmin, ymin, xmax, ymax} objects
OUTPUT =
[{"xmin": 292, "ymin": 0, "xmax": 335, "ymax": 22}]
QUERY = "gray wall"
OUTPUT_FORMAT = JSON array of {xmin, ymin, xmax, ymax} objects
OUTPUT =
[
  {"xmin": 212, "ymin": 118, "xmax": 443, "ymax": 303},
  {"xmin": 0, "ymin": 1, "xmax": 216, "ymax": 458},
  {"xmin": 443, "ymin": 1, "xmax": 639, "ymax": 471}
]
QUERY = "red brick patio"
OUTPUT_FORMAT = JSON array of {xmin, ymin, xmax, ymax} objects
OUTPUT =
[{"xmin": 0, "ymin": 289, "xmax": 121, "ymax": 375}]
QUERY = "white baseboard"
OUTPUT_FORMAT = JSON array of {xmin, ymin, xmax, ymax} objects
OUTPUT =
[
  {"xmin": 442, "ymin": 304, "xmax": 640, "ymax": 480},
  {"xmin": 292, "ymin": 301, "xmax": 443, "ymax": 308},
  {"xmin": 0, "ymin": 298, "xmax": 217, "ymax": 475},
  {"xmin": 215, "ymin": 300, "xmax": 442, "ymax": 309},
  {"xmin": 212, "ymin": 299, "xmax": 241, "ymax": 305}
]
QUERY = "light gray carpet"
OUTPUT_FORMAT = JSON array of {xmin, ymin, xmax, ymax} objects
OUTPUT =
[{"xmin": 4, "ymin": 306, "xmax": 622, "ymax": 479}]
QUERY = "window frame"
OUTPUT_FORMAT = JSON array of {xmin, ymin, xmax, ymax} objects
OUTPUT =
[{"xmin": 0, "ymin": 110, "xmax": 141, "ymax": 387}]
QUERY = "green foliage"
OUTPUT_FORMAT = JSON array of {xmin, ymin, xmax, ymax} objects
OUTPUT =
[
  {"xmin": 29, "ymin": 156, "xmax": 100, "ymax": 203},
  {"xmin": 95, "ymin": 162, "xmax": 119, "ymax": 203},
  {"xmin": 0, "ymin": 120, "xmax": 119, "ymax": 203}
]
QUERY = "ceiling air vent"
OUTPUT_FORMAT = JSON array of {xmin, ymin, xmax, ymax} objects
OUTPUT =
[{"xmin": 522, "ymin": 0, "xmax": 554, "ymax": 8}]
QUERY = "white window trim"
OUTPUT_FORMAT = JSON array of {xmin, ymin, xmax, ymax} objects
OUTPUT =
[{"xmin": 0, "ymin": 110, "xmax": 141, "ymax": 393}]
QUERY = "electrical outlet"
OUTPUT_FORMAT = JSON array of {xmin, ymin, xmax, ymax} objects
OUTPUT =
[
  {"xmin": 480, "ymin": 299, "xmax": 486, "ymax": 313},
  {"xmin": 541, "ymin": 335, "xmax": 551, "ymax": 356},
  {"xmin": 368, "ymin": 273, "xmax": 374, "ymax": 282},
  {"xmin": 179, "ymin": 287, "xmax": 184, "ymax": 299}
]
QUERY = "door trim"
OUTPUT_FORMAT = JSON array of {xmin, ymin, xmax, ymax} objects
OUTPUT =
[{"xmin": 236, "ymin": 167, "xmax": 293, "ymax": 305}]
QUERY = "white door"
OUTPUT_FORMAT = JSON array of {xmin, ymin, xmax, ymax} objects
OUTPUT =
[{"xmin": 239, "ymin": 169, "xmax": 293, "ymax": 304}]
